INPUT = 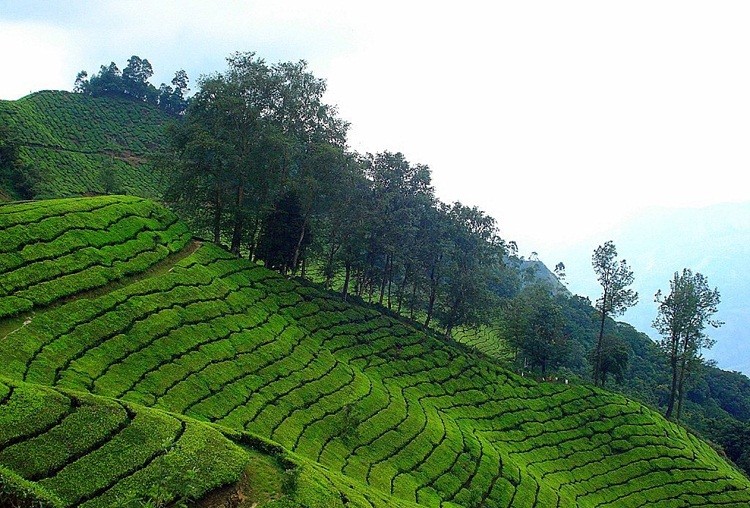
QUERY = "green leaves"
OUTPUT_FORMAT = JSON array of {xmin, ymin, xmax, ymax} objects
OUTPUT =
[{"xmin": 592, "ymin": 240, "xmax": 638, "ymax": 317}]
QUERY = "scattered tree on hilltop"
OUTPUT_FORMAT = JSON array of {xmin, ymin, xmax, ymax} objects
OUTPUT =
[
  {"xmin": 654, "ymin": 268, "xmax": 722, "ymax": 420},
  {"xmin": 74, "ymin": 56, "xmax": 189, "ymax": 115},
  {"xmin": 591, "ymin": 241, "xmax": 638, "ymax": 386}
]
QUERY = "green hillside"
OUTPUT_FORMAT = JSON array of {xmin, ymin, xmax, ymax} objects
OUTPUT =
[
  {"xmin": 2, "ymin": 196, "xmax": 750, "ymax": 507},
  {"xmin": 0, "ymin": 91, "xmax": 170, "ymax": 199}
]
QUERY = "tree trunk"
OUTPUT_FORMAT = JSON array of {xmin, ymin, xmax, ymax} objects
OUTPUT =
[
  {"xmin": 676, "ymin": 354, "xmax": 689, "ymax": 421},
  {"xmin": 246, "ymin": 217, "xmax": 260, "ymax": 260},
  {"xmin": 424, "ymin": 256, "xmax": 440, "ymax": 328},
  {"xmin": 212, "ymin": 191, "xmax": 222, "ymax": 245},
  {"xmin": 593, "ymin": 297, "xmax": 607, "ymax": 386},
  {"xmin": 664, "ymin": 352, "xmax": 677, "ymax": 420},
  {"xmin": 386, "ymin": 255, "xmax": 394, "ymax": 309},
  {"xmin": 409, "ymin": 278, "xmax": 418, "ymax": 321},
  {"xmin": 342, "ymin": 261, "xmax": 351, "ymax": 301},
  {"xmin": 291, "ymin": 217, "xmax": 308, "ymax": 274},
  {"xmin": 324, "ymin": 242, "xmax": 340, "ymax": 288},
  {"xmin": 397, "ymin": 265, "xmax": 410, "ymax": 314},
  {"xmin": 378, "ymin": 254, "xmax": 388, "ymax": 305},
  {"xmin": 425, "ymin": 283, "xmax": 437, "ymax": 328},
  {"xmin": 230, "ymin": 184, "xmax": 245, "ymax": 255}
]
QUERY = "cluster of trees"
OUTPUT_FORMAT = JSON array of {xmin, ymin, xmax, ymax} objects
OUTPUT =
[
  {"xmin": 74, "ymin": 56, "xmax": 189, "ymax": 116},
  {"xmin": 155, "ymin": 50, "xmax": 732, "ymax": 436},
  {"xmin": 160, "ymin": 53, "xmax": 726, "ymax": 419},
  {"xmin": 161, "ymin": 52, "xmax": 516, "ymax": 336},
  {"xmin": 503, "ymin": 238, "xmax": 723, "ymax": 425}
]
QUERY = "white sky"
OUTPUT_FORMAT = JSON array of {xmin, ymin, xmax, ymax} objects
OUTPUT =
[
  {"xmin": 5, "ymin": 0, "xmax": 750, "ymax": 262},
  {"xmin": 1, "ymin": 1, "xmax": 749, "ymax": 282}
]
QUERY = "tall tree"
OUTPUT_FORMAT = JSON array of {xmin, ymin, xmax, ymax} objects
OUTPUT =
[
  {"xmin": 122, "ymin": 55, "xmax": 157, "ymax": 102},
  {"xmin": 363, "ymin": 151, "xmax": 433, "ymax": 308},
  {"xmin": 158, "ymin": 70, "xmax": 190, "ymax": 116},
  {"xmin": 434, "ymin": 202, "xmax": 504, "ymax": 336},
  {"xmin": 591, "ymin": 241, "xmax": 638, "ymax": 386},
  {"xmin": 163, "ymin": 51, "xmax": 348, "ymax": 258},
  {"xmin": 654, "ymin": 268, "xmax": 722, "ymax": 420},
  {"xmin": 505, "ymin": 284, "xmax": 568, "ymax": 377}
]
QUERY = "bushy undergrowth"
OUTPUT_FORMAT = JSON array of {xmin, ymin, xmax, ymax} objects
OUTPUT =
[{"xmin": 1, "ymin": 197, "xmax": 750, "ymax": 507}]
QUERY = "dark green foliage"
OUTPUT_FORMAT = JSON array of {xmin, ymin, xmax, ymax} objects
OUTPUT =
[
  {"xmin": 256, "ymin": 191, "xmax": 310, "ymax": 273},
  {"xmin": 74, "ymin": 57, "xmax": 188, "ymax": 116},
  {"xmin": 162, "ymin": 51, "xmax": 347, "ymax": 256}
]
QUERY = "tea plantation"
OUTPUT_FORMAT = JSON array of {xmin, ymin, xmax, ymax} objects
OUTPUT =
[
  {"xmin": 2, "ymin": 196, "xmax": 750, "ymax": 507},
  {"xmin": 0, "ymin": 91, "xmax": 170, "ymax": 199}
]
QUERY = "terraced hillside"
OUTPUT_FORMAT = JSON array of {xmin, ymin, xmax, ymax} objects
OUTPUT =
[
  {"xmin": 0, "ymin": 91, "xmax": 170, "ymax": 199},
  {"xmin": 2, "ymin": 196, "xmax": 750, "ymax": 507}
]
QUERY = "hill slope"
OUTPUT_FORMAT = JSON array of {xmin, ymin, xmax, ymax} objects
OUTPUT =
[
  {"xmin": 2, "ymin": 196, "xmax": 750, "ymax": 507},
  {"xmin": 0, "ymin": 91, "xmax": 170, "ymax": 199}
]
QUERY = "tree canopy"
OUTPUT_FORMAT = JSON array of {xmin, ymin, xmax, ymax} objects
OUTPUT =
[
  {"xmin": 654, "ymin": 268, "xmax": 722, "ymax": 420},
  {"xmin": 591, "ymin": 241, "xmax": 638, "ymax": 386},
  {"xmin": 74, "ymin": 56, "xmax": 189, "ymax": 116}
]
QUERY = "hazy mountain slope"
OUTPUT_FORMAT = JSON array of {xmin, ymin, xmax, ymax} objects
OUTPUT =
[
  {"xmin": 2, "ymin": 197, "xmax": 750, "ymax": 507},
  {"xmin": 0, "ymin": 91, "xmax": 170, "ymax": 199}
]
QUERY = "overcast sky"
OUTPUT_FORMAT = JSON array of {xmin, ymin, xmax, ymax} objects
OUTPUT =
[{"xmin": 2, "ymin": 1, "xmax": 750, "ymax": 355}]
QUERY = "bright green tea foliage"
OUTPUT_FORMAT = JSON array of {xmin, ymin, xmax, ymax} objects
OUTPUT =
[
  {"xmin": 1, "ymin": 197, "xmax": 750, "ymax": 507},
  {"xmin": 0, "ymin": 195, "xmax": 190, "ymax": 319},
  {"xmin": 0, "ymin": 91, "xmax": 170, "ymax": 198},
  {"xmin": 0, "ymin": 378, "xmax": 250, "ymax": 508}
]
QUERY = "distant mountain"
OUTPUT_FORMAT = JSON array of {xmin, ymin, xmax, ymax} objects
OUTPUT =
[{"xmin": 505, "ymin": 256, "xmax": 569, "ymax": 295}]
